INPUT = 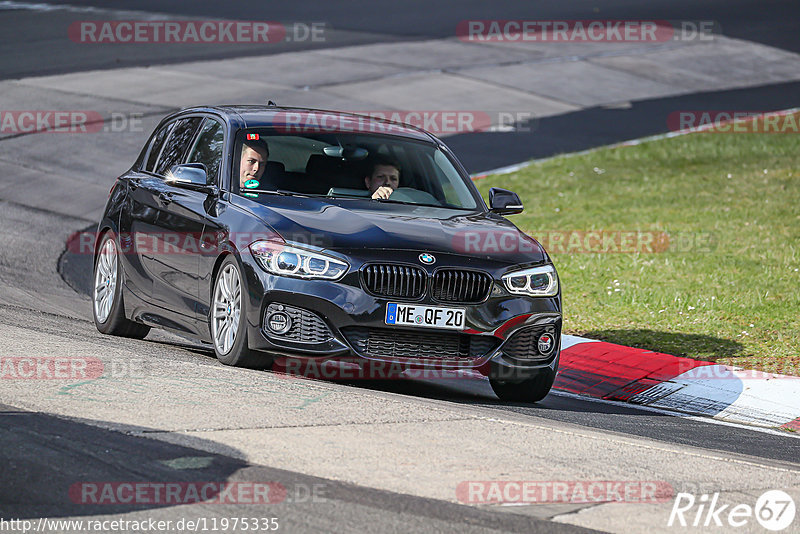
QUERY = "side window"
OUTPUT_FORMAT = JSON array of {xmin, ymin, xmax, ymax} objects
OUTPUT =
[
  {"xmin": 143, "ymin": 121, "xmax": 174, "ymax": 172},
  {"xmin": 187, "ymin": 118, "xmax": 224, "ymax": 184},
  {"xmin": 154, "ymin": 117, "xmax": 203, "ymax": 176}
]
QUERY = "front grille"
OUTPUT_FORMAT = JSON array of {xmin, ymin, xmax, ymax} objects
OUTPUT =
[
  {"xmin": 502, "ymin": 326, "xmax": 557, "ymax": 361},
  {"xmin": 264, "ymin": 303, "xmax": 333, "ymax": 343},
  {"xmin": 362, "ymin": 264, "xmax": 426, "ymax": 299},
  {"xmin": 341, "ymin": 326, "xmax": 500, "ymax": 361},
  {"xmin": 432, "ymin": 269, "xmax": 492, "ymax": 303}
]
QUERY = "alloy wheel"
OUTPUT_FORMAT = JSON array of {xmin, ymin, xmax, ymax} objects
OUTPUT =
[
  {"xmin": 93, "ymin": 238, "xmax": 117, "ymax": 323},
  {"xmin": 213, "ymin": 263, "xmax": 241, "ymax": 354}
]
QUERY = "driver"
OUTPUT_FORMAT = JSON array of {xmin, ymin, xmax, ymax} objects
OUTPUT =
[
  {"xmin": 239, "ymin": 139, "xmax": 269, "ymax": 189},
  {"xmin": 364, "ymin": 155, "xmax": 401, "ymax": 199}
]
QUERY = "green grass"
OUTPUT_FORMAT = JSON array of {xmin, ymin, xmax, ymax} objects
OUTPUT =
[{"xmin": 474, "ymin": 116, "xmax": 800, "ymax": 374}]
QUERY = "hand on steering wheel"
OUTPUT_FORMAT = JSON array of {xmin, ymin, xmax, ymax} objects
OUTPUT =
[{"xmin": 371, "ymin": 186, "xmax": 394, "ymax": 199}]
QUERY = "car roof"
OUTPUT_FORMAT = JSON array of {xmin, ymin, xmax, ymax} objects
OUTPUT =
[{"xmin": 174, "ymin": 105, "xmax": 438, "ymax": 143}]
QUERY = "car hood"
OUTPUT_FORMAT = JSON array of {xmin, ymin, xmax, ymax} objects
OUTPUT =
[{"xmin": 245, "ymin": 196, "xmax": 547, "ymax": 265}]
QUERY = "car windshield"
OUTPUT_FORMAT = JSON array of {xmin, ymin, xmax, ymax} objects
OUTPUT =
[{"xmin": 233, "ymin": 127, "xmax": 480, "ymax": 210}]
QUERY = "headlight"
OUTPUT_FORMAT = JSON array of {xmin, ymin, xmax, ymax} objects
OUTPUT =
[
  {"xmin": 502, "ymin": 264, "xmax": 558, "ymax": 296},
  {"xmin": 249, "ymin": 240, "xmax": 349, "ymax": 280}
]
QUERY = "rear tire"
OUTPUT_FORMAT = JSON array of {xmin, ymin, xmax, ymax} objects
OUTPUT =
[
  {"xmin": 211, "ymin": 256, "xmax": 271, "ymax": 368},
  {"xmin": 92, "ymin": 232, "xmax": 150, "ymax": 339},
  {"xmin": 489, "ymin": 368, "xmax": 556, "ymax": 403}
]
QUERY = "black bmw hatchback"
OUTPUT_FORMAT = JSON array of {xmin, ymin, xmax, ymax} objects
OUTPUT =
[{"xmin": 93, "ymin": 105, "xmax": 561, "ymax": 401}]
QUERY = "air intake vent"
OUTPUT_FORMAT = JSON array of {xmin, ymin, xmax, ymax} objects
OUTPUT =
[
  {"xmin": 502, "ymin": 327, "xmax": 558, "ymax": 361},
  {"xmin": 263, "ymin": 303, "xmax": 333, "ymax": 343},
  {"xmin": 341, "ymin": 327, "xmax": 500, "ymax": 361}
]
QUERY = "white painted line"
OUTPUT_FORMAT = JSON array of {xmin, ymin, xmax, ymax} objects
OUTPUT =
[
  {"xmin": 631, "ymin": 365, "xmax": 800, "ymax": 428},
  {"xmin": 0, "ymin": 1, "xmax": 98, "ymax": 11},
  {"xmin": 550, "ymin": 390, "xmax": 800, "ymax": 439},
  {"xmin": 0, "ymin": 1, "xmax": 188, "ymax": 19},
  {"xmin": 560, "ymin": 334, "xmax": 598, "ymax": 351}
]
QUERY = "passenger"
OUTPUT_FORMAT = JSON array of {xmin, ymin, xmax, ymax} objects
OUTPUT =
[
  {"xmin": 364, "ymin": 155, "xmax": 401, "ymax": 199},
  {"xmin": 239, "ymin": 139, "xmax": 269, "ymax": 189}
]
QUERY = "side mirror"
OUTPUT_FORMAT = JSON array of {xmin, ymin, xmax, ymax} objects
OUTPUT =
[
  {"xmin": 489, "ymin": 187, "xmax": 523, "ymax": 215},
  {"xmin": 166, "ymin": 163, "xmax": 217, "ymax": 194}
]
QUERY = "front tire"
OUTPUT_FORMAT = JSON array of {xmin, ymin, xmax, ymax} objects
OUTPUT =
[
  {"xmin": 489, "ymin": 368, "xmax": 556, "ymax": 403},
  {"xmin": 211, "ymin": 256, "xmax": 270, "ymax": 368},
  {"xmin": 92, "ymin": 232, "xmax": 150, "ymax": 339}
]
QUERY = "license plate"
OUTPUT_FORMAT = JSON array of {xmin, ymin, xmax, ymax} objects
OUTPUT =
[{"xmin": 385, "ymin": 303, "xmax": 465, "ymax": 330}]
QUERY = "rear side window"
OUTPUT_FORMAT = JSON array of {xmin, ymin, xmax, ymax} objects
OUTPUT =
[
  {"xmin": 187, "ymin": 118, "xmax": 225, "ymax": 184},
  {"xmin": 143, "ymin": 121, "xmax": 174, "ymax": 172},
  {"xmin": 154, "ymin": 117, "xmax": 203, "ymax": 175}
]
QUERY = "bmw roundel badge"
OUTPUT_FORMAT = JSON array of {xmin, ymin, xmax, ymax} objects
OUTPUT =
[{"xmin": 419, "ymin": 253, "xmax": 436, "ymax": 265}]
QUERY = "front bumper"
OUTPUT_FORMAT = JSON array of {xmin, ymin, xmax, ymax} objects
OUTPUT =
[{"xmin": 240, "ymin": 248, "xmax": 561, "ymax": 380}]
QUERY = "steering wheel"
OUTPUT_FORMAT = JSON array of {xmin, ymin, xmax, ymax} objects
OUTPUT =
[{"xmin": 387, "ymin": 187, "xmax": 440, "ymax": 205}]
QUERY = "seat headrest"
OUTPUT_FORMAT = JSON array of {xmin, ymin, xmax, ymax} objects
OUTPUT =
[
  {"xmin": 265, "ymin": 161, "xmax": 285, "ymax": 174},
  {"xmin": 305, "ymin": 154, "xmax": 343, "ymax": 177}
]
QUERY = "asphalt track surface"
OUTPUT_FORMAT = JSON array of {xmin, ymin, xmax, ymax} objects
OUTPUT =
[
  {"xmin": 6, "ymin": 0, "xmax": 800, "ymax": 79},
  {"xmin": 2, "ymin": 0, "xmax": 800, "ymax": 172},
  {"xmin": 1, "ymin": 1, "xmax": 800, "ymax": 533}
]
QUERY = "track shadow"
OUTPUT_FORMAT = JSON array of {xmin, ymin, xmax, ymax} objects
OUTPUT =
[
  {"xmin": 58, "ymin": 224, "xmax": 95, "ymax": 297},
  {"xmin": 0, "ymin": 407, "xmax": 247, "ymax": 519},
  {"xmin": 578, "ymin": 328, "xmax": 744, "ymax": 362}
]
